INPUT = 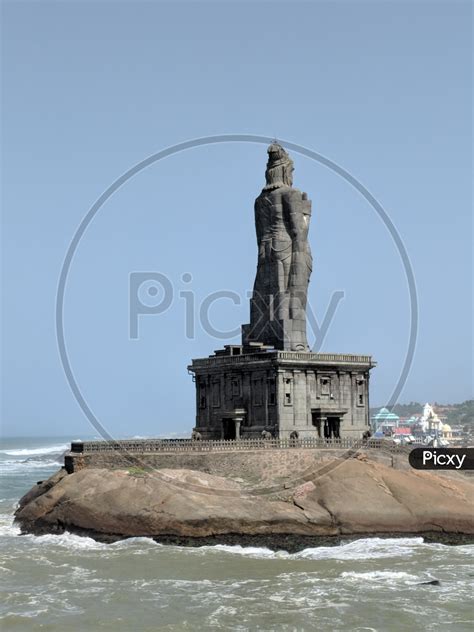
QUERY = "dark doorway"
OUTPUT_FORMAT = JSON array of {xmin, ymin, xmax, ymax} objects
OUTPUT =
[
  {"xmin": 222, "ymin": 418, "xmax": 236, "ymax": 440},
  {"xmin": 311, "ymin": 412, "xmax": 322, "ymax": 437},
  {"xmin": 327, "ymin": 417, "xmax": 341, "ymax": 439}
]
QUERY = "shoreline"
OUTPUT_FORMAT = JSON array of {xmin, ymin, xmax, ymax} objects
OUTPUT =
[{"xmin": 16, "ymin": 521, "xmax": 474, "ymax": 552}]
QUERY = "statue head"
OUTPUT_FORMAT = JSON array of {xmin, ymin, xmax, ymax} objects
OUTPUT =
[{"xmin": 264, "ymin": 143, "xmax": 294, "ymax": 190}]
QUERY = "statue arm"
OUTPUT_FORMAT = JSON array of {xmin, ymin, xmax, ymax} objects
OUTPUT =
[
  {"xmin": 254, "ymin": 197, "xmax": 265, "ymax": 248},
  {"xmin": 283, "ymin": 190, "xmax": 311, "ymax": 241}
]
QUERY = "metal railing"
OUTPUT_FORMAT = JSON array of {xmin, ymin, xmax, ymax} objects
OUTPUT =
[{"xmin": 71, "ymin": 437, "xmax": 405, "ymax": 454}]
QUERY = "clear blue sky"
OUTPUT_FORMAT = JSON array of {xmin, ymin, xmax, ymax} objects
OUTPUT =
[{"xmin": 2, "ymin": 0, "xmax": 472, "ymax": 437}]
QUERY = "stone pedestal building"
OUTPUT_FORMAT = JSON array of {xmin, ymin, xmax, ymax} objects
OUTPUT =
[
  {"xmin": 188, "ymin": 144, "xmax": 375, "ymax": 440},
  {"xmin": 189, "ymin": 346, "xmax": 374, "ymax": 440}
]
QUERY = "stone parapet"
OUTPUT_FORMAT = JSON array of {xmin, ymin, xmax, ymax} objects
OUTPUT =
[
  {"xmin": 64, "ymin": 444, "xmax": 402, "ymax": 484},
  {"xmin": 189, "ymin": 350, "xmax": 375, "ymax": 371}
]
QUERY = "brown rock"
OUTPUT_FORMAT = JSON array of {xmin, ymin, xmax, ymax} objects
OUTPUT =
[{"xmin": 15, "ymin": 458, "xmax": 474, "ymax": 540}]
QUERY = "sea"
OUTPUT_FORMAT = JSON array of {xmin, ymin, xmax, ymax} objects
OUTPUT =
[{"xmin": 1, "ymin": 436, "xmax": 473, "ymax": 631}]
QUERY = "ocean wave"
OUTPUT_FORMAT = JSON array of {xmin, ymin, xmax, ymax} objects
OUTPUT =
[
  {"xmin": 0, "ymin": 515, "xmax": 21, "ymax": 538},
  {"xmin": 1, "ymin": 528, "xmax": 163, "ymax": 552},
  {"xmin": 16, "ymin": 534, "xmax": 474, "ymax": 561},
  {"xmin": 0, "ymin": 514, "xmax": 105, "ymax": 548},
  {"xmin": 1, "ymin": 519, "xmax": 473, "ymax": 563},
  {"xmin": 293, "ymin": 537, "xmax": 427, "ymax": 561},
  {"xmin": 110, "ymin": 537, "xmax": 163, "ymax": 549},
  {"xmin": 0, "ymin": 459, "xmax": 62, "ymax": 475},
  {"xmin": 22, "ymin": 531, "xmax": 110, "ymax": 551},
  {"xmin": 190, "ymin": 537, "xmax": 446, "ymax": 561},
  {"xmin": 203, "ymin": 544, "xmax": 280, "ymax": 558},
  {"xmin": 0, "ymin": 444, "xmax": 68, "ymax": 457},
  {"xmin": 340, "ymin": 570, "xmax": 420, "ymax": 582},
  {"xmin": 2, "ymin": 609, "xmax": 50, "ymax": 620}
]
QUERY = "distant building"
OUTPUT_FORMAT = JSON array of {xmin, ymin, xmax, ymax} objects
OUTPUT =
[
  {"xmin": 371, "ymin": 407, "xmax": 399, "ymax": 435},
  {"xmin": 441, "ymin": 423, "xmax": 453, "ymax": 441},
  {"xmin": 419, "ymin": 403, "xmax": 443, "ymax": 436},
  {"xmin": 393, "ymin": 427, "xmax": 411, "ymax": 436},
  {"xmin": 398, "ymin": 415, "xmax": 418, "ymax": 428},
  {"xmin": 392, "ymin": 427, "xmax": 416, "ymax": 445},
  {"xmin": 449, "ymin": 425, "xmax": 468, "ymax": 446}
]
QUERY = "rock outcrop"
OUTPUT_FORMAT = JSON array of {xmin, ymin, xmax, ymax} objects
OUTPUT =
[{"xmin": 15, "ymin": 457, "xmax": 474, "ymax": 544}]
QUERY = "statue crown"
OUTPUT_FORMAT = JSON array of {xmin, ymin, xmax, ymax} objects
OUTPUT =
[
  {"xmin": 264, "ymin": 143, "xmax": 294, "ymax": 189},
  {"xmin": 267, "ymin": 143, "xmax": 289, "ymax": 167}
]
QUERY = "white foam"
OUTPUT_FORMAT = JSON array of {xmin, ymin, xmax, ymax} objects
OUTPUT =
[
  {"xmin": 185, "ymin": 537, "xmax": 430, "ymax": 561},
  {"xmin": 3, "ymin": 608, "xmax": 49, "ymax": 619},
  {"xmin": 340, "ymin": 570, "xmax": 419, "ymax": 582},
  {"xmin": 294, "ymin": 537, "xmax": 426, "ymax": 561},
  {"xmin": 0, "ymin": 516, "xmax": 21, "ymax": 537},
  {"xmin": 1, "ymin": 444, "xmax": 68, "ymax": 457},
  {"xmin": 0, "ymin": 461, "xmax": 61, "ymax": 479},
  {"xmin": 10, "ymin": 532, "xmax": 163, "ymax": 552},
  {"xmin": 197, "ymin": 544, "xmax": 286, "ymax": 559},
  {"xmin": 208, "ymin": 605, "xmax": 238, "ymax": 625},
  {"xmin": 28, "ymin": 531, "xmax": 109, "ymax": 551},
  {"xmin": 1, "ymin": 458, "xmax": 60, "ymax": 470},
  {"xmin": 0, "ymin": 527, "xmax": 109, "ymax": 550},
  {"xmin": 110, "ymin": 536, "xmax": 162, "ymax": 548}
]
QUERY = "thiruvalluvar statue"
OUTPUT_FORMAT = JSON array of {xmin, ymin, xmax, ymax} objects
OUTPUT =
[{"xmin": 242, "ymin": 143, "xmax": 313, "ymax": 351}]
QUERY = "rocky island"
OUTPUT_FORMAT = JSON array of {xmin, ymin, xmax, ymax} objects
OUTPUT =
[{"xmin": 15, "ymin": 449, "xmax": 474, "ymax": 550}]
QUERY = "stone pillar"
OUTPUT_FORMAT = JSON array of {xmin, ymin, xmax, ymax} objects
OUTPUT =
[
  {"xmin": 264, "ymin": 372, "xmax": 269, "ymax": 426},
  {"xmin": 195, "ymin": 378, "xmax": 200, "ymax": 427},
  {"xmin": 206, "ymin": 375, "xmax": 211, "ymax": 430},
  {"xmin": 276, "ymin": 369, "xmax": 285, "ymax": 436},
  {"xmin": 293, "ymin": 369, "xmax": 304, "ymax": 427},
  {"xmin": 305, "ymin": 370, "xmax": 311, "ymax": 426},
  {"xmin": 234, "ymin": 418, "xmax": 242, "ymax": 439},
  {"xmin": 321, "ymin": 415, "xmax": 328, "ymax": 439},
  {"xmin": 350, "ymin": 371, "xmax": 357, "ymax": 426},
  {"xmin": 243, "ymin": 371, "xmax": 251, "ymax": 427},
  {"xmin": 366, "ymin": 370, "xmax": 370, "ymax": 427}
]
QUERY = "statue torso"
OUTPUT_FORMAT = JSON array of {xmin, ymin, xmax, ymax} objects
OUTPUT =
[{"xmin": 255, "ymin": 186, "xmax": 312, "ymax": 264}]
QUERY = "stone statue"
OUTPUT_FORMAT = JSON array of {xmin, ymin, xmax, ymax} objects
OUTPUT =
[{"xmin": 242, "ymin": 143, "xmax": 312, "ymax": 351}]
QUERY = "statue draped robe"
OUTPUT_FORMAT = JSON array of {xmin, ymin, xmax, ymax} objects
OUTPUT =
[{"xmin": 242, "ymin": 183, "xmax": 312, "ymax": 351}]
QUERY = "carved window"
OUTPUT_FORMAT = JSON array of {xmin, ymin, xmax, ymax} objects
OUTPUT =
[
  {"xmin": 199, "ymin": 383, "xmax": 207, "ymax": 409},
  {"xmin": 357, "ymin": 378, "xmax": 365, "ymax": 407},
  {"xmin": 320, "ymin": 377, "xmax": 331, "ymax": 397},
  {"xmin": 212, "ymin": 381, "xmax": 221, "ymax": 407},
  {"xmin": 253, "ymin": 378, "xmax": 263, "ymax": 406},
  {"xmin": 284, "ymin": 378, "xmax": 293, "ymax": 406},
  {"xmin": 232, "ymin": 377, "xmax": 241, "ymax": 398}
]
